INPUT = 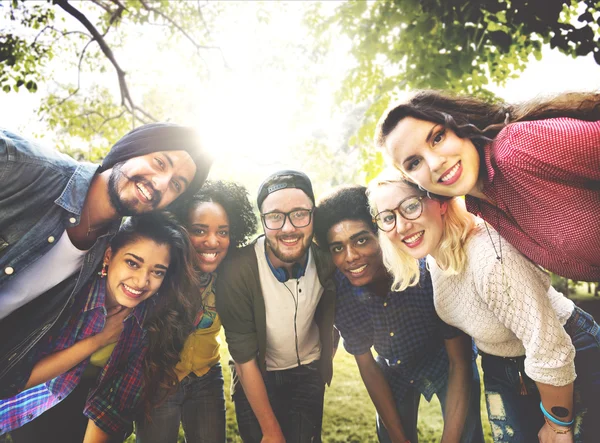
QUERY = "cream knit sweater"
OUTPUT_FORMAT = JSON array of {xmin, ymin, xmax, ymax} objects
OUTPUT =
[{"xmin": 428, "ymin": 224, "xmax": 576, "ymax": 387}]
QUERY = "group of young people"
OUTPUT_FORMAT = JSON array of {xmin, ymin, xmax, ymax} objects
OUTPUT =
[{"xmin": 0, "ymin": 89, "xmax": 598, "ymax": 443}]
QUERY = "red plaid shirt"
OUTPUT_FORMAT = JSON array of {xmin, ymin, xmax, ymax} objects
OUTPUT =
[
  {"xmin": 0, "ymin": 277, "xmax": 150, "ymax": 438},
  {"xmin": 466, "ymin": 117, "xmax": 600, "ymax": 281}
]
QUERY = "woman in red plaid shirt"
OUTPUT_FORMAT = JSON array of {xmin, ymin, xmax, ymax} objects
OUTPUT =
[
  {"xmin": 1, "ymin": 212, "xmax": 202, "ymax": 442},
  {"xmin": 375, "ymin": 90, "xmax": 600, "ymax": 281}
]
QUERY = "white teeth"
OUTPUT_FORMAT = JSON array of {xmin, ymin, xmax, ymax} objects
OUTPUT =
[
  {"xmin": 123, "ymin": 283, "xmax": 142, "ymax": 294},
  {"xmin": 404, "ymin": 231, "xmax": 424, "ymax": 244},
  {"xmin": 281, "ymin": 238, "xmax": 299, "ymax": 244},
  {"xmin": 137, "ymin": 183, "xmax": 152, "ymax": 200},
  {"xmin": 201, "ymin": 252, "xmax": 217, "ymax": 258},
  {"xmin": 349, "ymin": 264, "xmax": 367, "ymax": 274},
  {"xmin": 440, "ymin": 162, "xmax": 460, "ymax": 182}
]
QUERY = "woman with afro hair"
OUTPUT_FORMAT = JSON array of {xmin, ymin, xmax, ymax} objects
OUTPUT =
[{"xmin": 136, "ymin": 180, "xmax": 257, "ymax": 443}]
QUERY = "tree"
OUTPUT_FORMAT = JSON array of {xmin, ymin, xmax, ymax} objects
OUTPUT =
[
  {"xmin": 308, "ymin": 0, "xmax": 600, "ymax": 179},
  {"xmin": 1, "ymin": 0, "xmax": 225, "ymax": 157}
]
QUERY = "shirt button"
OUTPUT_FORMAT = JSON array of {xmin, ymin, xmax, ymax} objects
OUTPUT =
[
  {"xmin": 383, "ymin": 302, "xmax": 388, "ymax": 307},
  {"xmin": 410, "ymin": 380, "xmax": 414, "ymax": 384},
  {"xmin": 396, "ymin": 360, "xmax": 401, "ymax": 364},
  {"xmin": 389, "ymin": 332, "xmax": 394, "ymax": 337},
  {"xmin": 4, "ymin": 266, "xmax": 14, "ymax": 275},
  {"xmin": 69, "ymin": 217, "xmax": 77, "ymax": 224},
  {"xmin": 48, "ymin": 236, "xmax": 55, "ymax": 243}
]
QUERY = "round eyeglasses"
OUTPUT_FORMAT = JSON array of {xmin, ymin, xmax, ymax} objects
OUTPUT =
[
  {"xmin": 373, "ymin": 196, "xmax": 425, "ymax": 232},
  {"xmin": 261, "ymin": 209, "xmax": 313, "ymax": 230}
]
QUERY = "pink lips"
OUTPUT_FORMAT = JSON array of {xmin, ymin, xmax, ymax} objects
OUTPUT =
[
  {"xmin": 121, "ymin": 284, "xmax": 144, "ymax": 299},
  {"xmin": 402, "ymin": 231, "xmax": 424, "ymax": 249},
  {"xmin": 438, "ymin": 162, "xmax": 462, "ymax": 186}
]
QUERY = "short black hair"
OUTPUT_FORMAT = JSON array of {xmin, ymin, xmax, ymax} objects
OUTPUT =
[
  {"xmin": 173, "ymin": 180, "xmax": 257, "ymax": 248},
  {"xmin": 314, "ymin": 185, "xmax": 376, "ymax": 248}
]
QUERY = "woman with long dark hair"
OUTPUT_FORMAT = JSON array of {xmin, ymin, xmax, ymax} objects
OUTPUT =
[
  {"xmin": 375, "ymin": 90, "xmax": 600, "ymax": 281},
  {"xmin": 367, "ymin": 168, "xmax": 600, "ymax": 442},
  {"xmin": 136, "ymin": 180, "xmax": 257, "ymax": 443},
  {"xmin": 0, "ymin": 212, "xmax": 200, "ymax": 443}
]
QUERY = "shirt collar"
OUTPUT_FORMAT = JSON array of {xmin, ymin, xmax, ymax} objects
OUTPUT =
[
  {"xmin": 334, "ymin": 269, "xmax": 381, "ymax": 303},
  {"xmin": 54, "ymin": 163, "xmax": 100, "ymax": 216}
]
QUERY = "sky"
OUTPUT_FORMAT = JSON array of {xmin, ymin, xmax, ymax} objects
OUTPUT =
[{"xmin": 1, "ymin": 1, "xmax": 599, "ymax": 193}]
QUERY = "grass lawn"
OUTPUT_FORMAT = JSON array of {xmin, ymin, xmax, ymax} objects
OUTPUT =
[{"xmin": 126, "ymin": 332, "xmax": 495, "ymax": 443}]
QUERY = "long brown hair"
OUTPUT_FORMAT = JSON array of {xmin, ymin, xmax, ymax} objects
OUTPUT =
[
  {"xmin": 375, "ymin": 90, "xmax": 600, "ymax": 153},
  {"xmin": 110, "ymin": 213, "xmax": 201, "ymax": 417}
]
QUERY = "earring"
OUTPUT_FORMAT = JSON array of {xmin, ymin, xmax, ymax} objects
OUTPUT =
[{"xmin": 98, "ymin": 262, "xmax": 108, "ymax": 278}]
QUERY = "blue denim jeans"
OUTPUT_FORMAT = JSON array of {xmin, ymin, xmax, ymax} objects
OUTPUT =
[
  {"xmin": 231, "ymin": 361, "xmax": 325, "ymax": 443},
  {"xmin": 481, "ymin": 306, "xmax": 600, "ymax": 443},
  {"xmin": 376, "ymin": 360, "xmax": 484, "ymax": 443},
  {"xmin": 135, "ymin": 363, "xmax": 225, "ymax": 443}
]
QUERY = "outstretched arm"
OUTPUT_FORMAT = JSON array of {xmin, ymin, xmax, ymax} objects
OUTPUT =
[
  {"xmin": 440, "ymin": 335, "xmax": 472, "ymax": 443},
  {"xmin": 235, "ymin": 358, "xmax": 284, "ymax": 443},
  {"xmin": 83, "ymin": 419, "xmax": 112, "ymax": 443},
  {"xmin": 355, "ymin": 350, "xmax": 408, "ymax": 442}
]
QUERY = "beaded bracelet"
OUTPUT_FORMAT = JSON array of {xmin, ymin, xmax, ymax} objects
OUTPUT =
[
  {"xmin": 544, "ymin": 416, "xmax": 572, "ymax": 435},
  {"xmin": 539, "ymin": 401, "xmax": 574, "ymax": 427}
]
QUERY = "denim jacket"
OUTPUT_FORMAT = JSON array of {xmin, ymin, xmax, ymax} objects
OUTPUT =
[{"xmin": 0, "ymin": 129, "xmax": 119, "ymax": 389}]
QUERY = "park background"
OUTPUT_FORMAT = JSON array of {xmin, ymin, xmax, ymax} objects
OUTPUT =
[{"xmin": 1, "ymin": 1, "xmax": 599, "ymax": 442}]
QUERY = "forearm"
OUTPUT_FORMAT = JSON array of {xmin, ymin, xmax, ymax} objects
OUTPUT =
[
  {"xmin": 537, "ymin": 381, "xmax": 574, "ymax": 422},
  {"xmin": 25, "ymin": 335, "xmax": 103, "ymax": 389},
  {"xmin": 235, "ymin": 359, "xmax": 283, "ymax": 439},
  {"xmin": 440, "ymin": 336, "xmax": 472, "ymax": 443},
  {"xmin": 440, "ymin": 361, "xmax": 471, "ymax": 442},
  {"xmin": 356, "ymin": 353, "xmax": 407, "ymax": 442},
  {"xmin": 83, "ymin": 419, "xmax": 112, "ymax": 443}
]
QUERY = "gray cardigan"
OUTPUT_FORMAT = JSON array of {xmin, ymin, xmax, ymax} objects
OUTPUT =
[{"xmin": 216, "ymin": 237, "xmax": 336, "ymax": 389}]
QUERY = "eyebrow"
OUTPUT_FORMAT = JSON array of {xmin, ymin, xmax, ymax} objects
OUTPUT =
[
  {"xmin": 329, "ymin": 230, "xmax": 371, "ymax": 246},
  {"xmin": 163, "ymin": 153, "xmax": 190, "ymax": 189},
  {"xmin": 425, "ymin": 123, "xmax": 439, "ymax": 144},
  {"xmin": 191, "ymin": 223, "xmax": 230, "ymax": 229},
  {"xmin": 125, "ymin": 253, "xmax": 168, "ymax": 270}
]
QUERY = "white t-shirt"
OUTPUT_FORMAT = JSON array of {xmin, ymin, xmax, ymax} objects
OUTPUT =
[
  {"xmin": 0, "ymin": 231, "xmax": 88, "ymax": 319},
  {"xmin": 255, "ymin": 236, "xmax": 323, "ymax": 371}
]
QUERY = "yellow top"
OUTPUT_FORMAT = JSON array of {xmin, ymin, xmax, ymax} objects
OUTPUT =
[
  {"xmin": 89, "ymin": 342, "xmax": 117, "ymax": 367},
  {"xmin": 175, "ymin": 274, "xmax": 221, "ymax": 380}
]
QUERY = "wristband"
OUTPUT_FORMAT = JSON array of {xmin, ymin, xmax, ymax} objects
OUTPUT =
[{"xmin": 540, "ymin": 401, "xmax": 574, "ymax": 427}]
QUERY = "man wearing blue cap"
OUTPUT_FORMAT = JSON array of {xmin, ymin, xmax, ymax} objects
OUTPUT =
[
  {"xmin": 216, "ymin": 170, "xmax": 337, "ymax": 443},
  {"xmin": 0, "ymin": 123, "xmax": 211, "ymax": 389}
]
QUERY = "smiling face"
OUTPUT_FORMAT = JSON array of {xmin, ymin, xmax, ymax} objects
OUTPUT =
[
  {"xmin": 327, "ymin": 219, "xmax": 387, "ymax": 287},
  {"xmin": 187, "ymin": 201, "xmax": 231, "ymax": 273},
  {"xmin": 370, "ymin": 182, "xmax": 447, "ymax": 260},
  {"xmin": 104, "ymin": 237, "xmax": 171, "ymax": 309},
  {"xmin": 261, "ymin": 188, "xmax": 314, "ymax": 268},
  {"xmin": 108, "ymin": 150, "xmax": 197, "ymax": 215},
  {"xmin": 386, "ymin": 116, "xmax": 480, "ymax": 197}
]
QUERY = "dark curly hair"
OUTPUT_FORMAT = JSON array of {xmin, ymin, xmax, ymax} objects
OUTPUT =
[
  {"xmin": 173, "ymin": 180, "xmax": 257, "ymax": 248},
  {"xmin": 375, "ymin": 90, "xmax": 600, "ymax": 157},
  {"xmin": 314, "ymin": 185, "xmax": 376, "ymax": 249},
  {"xmin": 107, "ymin": 213, "xmax": 201, "ymax": 418}
]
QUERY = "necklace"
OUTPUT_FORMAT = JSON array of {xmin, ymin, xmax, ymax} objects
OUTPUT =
[
  {"xmin": 85, "ymin": 206, "xmax": 103, "ymax": 237},
  {"xmin": 477, "ymin": 202, "xmax": 502, "ymax": 263}
]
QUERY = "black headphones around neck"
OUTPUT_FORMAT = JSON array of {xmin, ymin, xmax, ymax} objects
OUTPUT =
[{"xmin": 264, "ymin": 248, "xmax": 307, "ymax": 283}]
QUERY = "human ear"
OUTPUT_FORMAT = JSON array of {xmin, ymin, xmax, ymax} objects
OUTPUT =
[
  {"xmin": 439, "ymin": 200, "xmax": 449, "ymax": 216},
  {"xmin": 103, "ymin": 247, "xmax": 113, "ymax": 264}
]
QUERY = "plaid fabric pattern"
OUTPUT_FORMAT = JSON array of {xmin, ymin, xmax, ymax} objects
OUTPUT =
[
  {"xmin": 334, "ymin": 261, "xmax": 464, "ymax": 402},
  {"xmin": 0, "ymin": 277, "xmax": 149, "ymax": 437}
]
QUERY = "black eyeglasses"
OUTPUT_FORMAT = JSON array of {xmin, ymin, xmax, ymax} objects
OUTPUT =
[
  {"xmin": 373, "ymin": 196, "xmax": 425, "ymax": 232},
  {"xmin": 261, "ymin": 209, "xmax": 314, "ymax": 230}
]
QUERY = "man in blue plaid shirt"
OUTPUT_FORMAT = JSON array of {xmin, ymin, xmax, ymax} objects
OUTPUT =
[{"xmin": 314, "ymin": 185, "xmax": 484, "ymax": 443}]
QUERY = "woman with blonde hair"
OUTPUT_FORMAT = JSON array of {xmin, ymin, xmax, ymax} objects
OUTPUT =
[{"xmin": 367, "ymin": 168, "xmax": 600, "ymax": 442}]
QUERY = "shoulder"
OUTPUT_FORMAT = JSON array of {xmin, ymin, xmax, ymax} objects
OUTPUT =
[{"xmin": 312, "ymin": 242, "xmax": 335, "ymax": 282}]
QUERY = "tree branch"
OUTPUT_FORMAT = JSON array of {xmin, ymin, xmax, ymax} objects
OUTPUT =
[{"xmin": 54, "ymin": 0, "xmax": 159, "ymax": 123}]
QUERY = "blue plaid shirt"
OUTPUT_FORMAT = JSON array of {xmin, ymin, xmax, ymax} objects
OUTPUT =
[{"xmin": 334, "ymin": 261, "xmax": 464, "ymax": 402}]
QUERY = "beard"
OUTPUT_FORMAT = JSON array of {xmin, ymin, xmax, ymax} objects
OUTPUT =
[
  {"xmin": 265, "ymin": 232, "xmax": 312, "ymax": 264},
  {"xmin": 108, "ymin": 162, "xmax": 161, "ymax": 215}
]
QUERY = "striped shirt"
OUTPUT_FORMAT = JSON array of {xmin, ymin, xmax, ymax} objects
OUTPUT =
[{"xmin": 0, "ymin": 277, "xmax": 150, "ymax": 438}]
